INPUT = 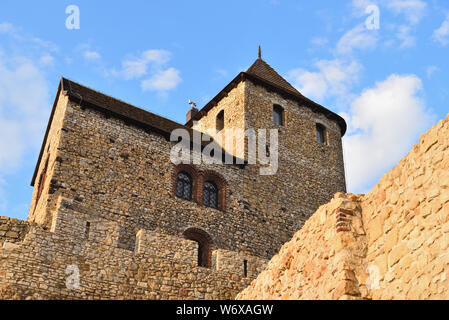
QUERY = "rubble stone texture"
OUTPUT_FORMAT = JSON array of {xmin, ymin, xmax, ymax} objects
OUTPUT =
[{"xmin": 237, "ymin": 114, "xmax": 449, "ymax": 300}]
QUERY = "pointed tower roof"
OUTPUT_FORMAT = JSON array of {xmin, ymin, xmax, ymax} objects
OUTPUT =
[
  {"xmin": 246, "ymin": 57, "xmax": 302, "ymax": 97},
  {"xmin": 185, "ymin": 52, "xmax": 347, "ymax": 136}
]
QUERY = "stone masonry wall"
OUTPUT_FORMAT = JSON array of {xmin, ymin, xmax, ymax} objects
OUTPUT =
[
  {"xmin": 237, "ymin": 113, "xmax": 449, "ymax": 300},
  {"xmin": 191, "ymin": 79, "xmax": 347, "ymax": 254},
  {"xmin": 0, "ymin": 217, "xmax": 35, "ymax": 247},
  {"xmin": 29, "ymin": 88, "xmax": 345, "ymax": 260},
  {"xmin": 1, "ymin": 197, "xmax": 267, "ymax": 300}
]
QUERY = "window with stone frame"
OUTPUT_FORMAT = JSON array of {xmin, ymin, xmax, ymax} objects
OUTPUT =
[
  {"xmin": 176, "ymin": 171, "xmax": 193, "ymax": 200},
  {"xmin": 216, "ymin": 110, "xmax": 224, "ymax": 132},
  {"xmin": 273, "ymin": 104, "xmax": 284, "ymax": 126},
  {"xmin": 203, "ymin": 181, "xmax": 218, "ymax": 209},
  {"xmin": 316, "ymin": 123, "xmax": 327, "ymax": 145}
]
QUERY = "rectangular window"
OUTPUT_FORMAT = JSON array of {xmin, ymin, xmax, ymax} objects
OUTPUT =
[
  {"xmin": 273, "ymin": 105, "xmax": 284, "ymax": 126},
  {"xmin": 316, "ymin": 124, "xmax": 327, "ymax": 144}
]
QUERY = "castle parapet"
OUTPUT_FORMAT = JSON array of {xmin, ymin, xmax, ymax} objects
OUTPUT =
[
  {"xmin": 212, "ymin": 249, "xmax": 268, "ymax": 277},
  {"xmin": 135, "ymin": 229, "xmax": 198, "ymax": 266},
  {"xmin": 50, "ymin": 196, "xmax": 119, "ymax": 246}
]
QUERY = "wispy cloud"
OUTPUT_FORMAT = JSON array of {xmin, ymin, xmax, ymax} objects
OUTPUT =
[
  {"xmin": 336, "ymin": 24, "xmax": 379, "ymax": 55},
  {"xmin": 83, "ymin": 51, "xmax": 101, "ymax": 61},
  {"xmin": 426, "ymin": 66, "xmax": 438, "ymax": 79},
  {"xmin": 110, "ymin": 49, "xmax": 182, "ymax": 93},
  {"xmin": 288, "ymin": 59, "xmax": 362, "ymax": 103},
  {"xmin": 433, "ymin": 14, "xmax": 449, "ymax": 46},
  {"xmin": 120, "ymin": 49, "xmax": 171, "ymax": 80},
  {"xmin": 141, "ymin": 68, "xmax": 182, "ymax": 92},
  {"xmin": 386, "ymin": 0, "xmax": 427, "ymax": 25}
]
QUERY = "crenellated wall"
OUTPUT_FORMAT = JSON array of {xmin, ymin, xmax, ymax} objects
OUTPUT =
[{"xmin": 1, "ymin": 197, "xmax": 267, "ymax": 300}]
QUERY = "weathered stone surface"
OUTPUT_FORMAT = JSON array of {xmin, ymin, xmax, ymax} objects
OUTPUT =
[{"xmin": 238, "ymin": 112, "xmax": 449, "ymax": 300}]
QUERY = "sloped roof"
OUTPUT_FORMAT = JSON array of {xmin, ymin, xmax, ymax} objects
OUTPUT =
[
  {"xmin": 246, "ymin": 58, "xmax": 302, "ymax": 97},
  {"xmin": 61, "ymin": 78, "xmax": 185, "ymax": 136},
  {"xmin": 186, "ymin": 58, "xmax": 347, "ymax": 136},
  {"xmin": 31, "ymin": 78, "xmax": 243, "ymax": 186}
]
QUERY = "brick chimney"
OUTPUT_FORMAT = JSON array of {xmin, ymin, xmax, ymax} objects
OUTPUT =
[{"xmin": 186, "ymin": 106, "xmax": 199, "ymax": 123}]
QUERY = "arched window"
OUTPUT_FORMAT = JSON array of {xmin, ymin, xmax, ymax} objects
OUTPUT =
[
  {"xmin": 316, "ymin": 123, "xmax": 327, "ymax": 145},
  {"xmin": 203, "ymin": 181, "xmax": 218, "ymax": 209},
  {"xmin": 183, "ymin": 228, "xmax": 214, "ymax": 268},
  {"xmin": 176, "ymin": 172, "xmax": 192, "ymax": 200},
  {"xmin": 273, "ymin": 105, "xmax": 284, "ymax": 126},
  {"xmin": 216, "ymin": 110, "xmax": 224, "ymax": 132}
]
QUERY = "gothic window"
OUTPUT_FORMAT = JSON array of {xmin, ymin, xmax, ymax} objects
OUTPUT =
[
  {"xmin": 203, "ymin": 181, "xmax": 218, "ymax": 209},
  {"xmin": 273, "ymin": 105, "xmax": 284, "ymax": 126},
  {"xmin": 176, "ymin": 172, "xmax": 192, "ymax": 200},
  {"xmin": 316, "ymin": 123, "xmax": 327, "ymax": 145},
  {"xmin": 216, "ymin": 110, "xmax": 224, "ymax": 132}
]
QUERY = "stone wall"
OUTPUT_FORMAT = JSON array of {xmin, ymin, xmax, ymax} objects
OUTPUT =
[
  {"xmin": 237, "ymin": 114, "xmax": 449, "ymax": 300},
  {"xmin": 0, "ymin": 217, "xmax": 34, "ymax": 247},
  {"xmin": 1, "ymin": 197, "xmax": 267, "ymax": 300},
  {"xmin": 28, "ymin": 85, "xmax": 346, "ymax": 261}
]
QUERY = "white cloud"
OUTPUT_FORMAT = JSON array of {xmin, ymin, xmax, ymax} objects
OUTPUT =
[
  {"xmin": 343, "ymin": 74, "xmax": 434, "ymax": 192},
  {"xmin": 141, "ymin": 68, "xmax": 182, "ymax": 92},
  {"xmin": 386, "ymin": 0, "xmax": 427, "ymax": 25},
  {"xmin": 433, "ymin": 14, "xmax": 449, "ymax": 46},
  {"xmin": 83, "ymin": 51, "xmax": 101, "ymax": 61},
  {"xmin": 336, "ymin": 24, "xmax": 379, "ymax": 55},
  {"xmin": 0, "ymin": 22, "xmax": 14, "ymax": 34},
  {"xmin": 0, "ymin": 57, "xmax": 50, "ymax": 173},
  {"xmin": 396, "ymin": 25, "xmax": 415, "ymax": 48},
  {"xmin": 426, "ymin": 66, "xmax": 438, "ymax": 78},
  {"xmin": 288, "ymin": 59, "xmax": 362, "ymax": 102},
  {"xmin": 39, "ymin": 54, "xmax": 55, "ymax": 66},
  {"xmin": 112, "ymin": 49, "xmax": 181, "ymax": 93},
  {"xmin": 311, "ymin": 37, "xmax": 329, "ymax": 47},
  {"xmin": 122, "ymin": 49, "xmax": 171, "ymax": 80}
]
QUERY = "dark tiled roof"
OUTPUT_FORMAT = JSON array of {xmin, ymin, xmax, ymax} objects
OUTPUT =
[
  {"xmin": 61, "ymin": 78, "xmax": 185, "ymax": 137},
  {"xmin": 31, "ymin": 78, "xmax": 243, "ymax": 186},
  {"xmin": 246, "ymin": 58, "xmax": 303, "ymax": 97}
]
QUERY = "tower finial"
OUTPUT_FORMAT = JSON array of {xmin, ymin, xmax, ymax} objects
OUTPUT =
[{"xmin": 258, "ymin": 45, "xmax": 261, "ymax": 59}]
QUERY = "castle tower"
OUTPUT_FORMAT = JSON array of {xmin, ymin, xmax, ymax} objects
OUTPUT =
[{"xmin": 186, "ymin": 52, "xmax": 347, "ymax": 247}]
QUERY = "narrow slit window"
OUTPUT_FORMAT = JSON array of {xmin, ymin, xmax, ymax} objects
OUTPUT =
[
  {"xmin": 216, "ymin": 110, "xmax": 224, "ymax": 132},
  {"xmin": 243, "ymin": 260, "xmax": 248, "ymax": 277},
  {"xmin": 273, "ymin": 105, "xmax": 284, "ymax": 126},
  {"xmin": 316, "ymin": 123, "xmax": 327, "ymax": 145},
  {"xmin": 85, "ymin": 222, "xmax": 91, "ymax": 240}
]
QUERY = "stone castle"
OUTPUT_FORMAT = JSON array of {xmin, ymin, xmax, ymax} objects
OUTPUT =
[{"xmin": 0, "ymin": 53, "xmax": 347, "ymax": 299}]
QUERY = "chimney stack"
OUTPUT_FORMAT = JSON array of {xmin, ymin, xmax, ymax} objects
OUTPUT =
[{"xmin": 186, "ymin": 100, "xmax": 199, "ymax": 123}]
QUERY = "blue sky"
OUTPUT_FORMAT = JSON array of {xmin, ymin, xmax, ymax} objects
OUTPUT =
[{"xmin": 0, "ymin": 0, "xmax": 448, "ymax": 220}]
